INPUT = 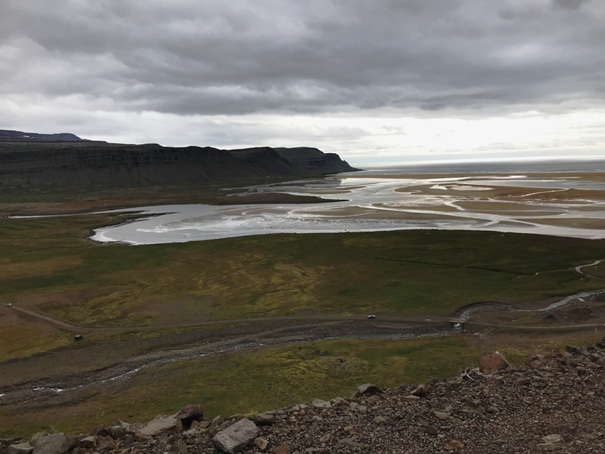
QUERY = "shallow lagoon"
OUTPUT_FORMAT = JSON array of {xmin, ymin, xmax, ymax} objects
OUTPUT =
[{"xmin": 92, "ymin": 165, "xmax": 605, "ymax": 244}]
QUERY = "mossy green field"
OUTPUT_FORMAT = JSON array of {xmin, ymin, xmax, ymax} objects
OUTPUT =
[
  {"xmin": 1, "ymin": 210, "xmax": 605, "ymax": 436},
  {"xmin": 2, "ymin": 214, "xmax": 604, "ymax": 327}
]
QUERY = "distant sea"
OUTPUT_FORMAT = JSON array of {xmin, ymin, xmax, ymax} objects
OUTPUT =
[{"xmin": 354, "ymin": 158, "xmax": 605, "ymax": 175}]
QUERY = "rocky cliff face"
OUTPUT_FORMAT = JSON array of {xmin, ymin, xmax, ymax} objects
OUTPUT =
[
  {"xmin": 3, "ymin": 343, "xmax": 605, "ymax": 453},
  {"xmin": 0, "ymin": 135, "xmax": 357, "ymax": 191}
]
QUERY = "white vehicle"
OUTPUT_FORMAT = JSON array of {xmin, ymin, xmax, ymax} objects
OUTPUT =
[{"xmin": 367, "ymin": 314, "xmax": 376, "ymax": 319}]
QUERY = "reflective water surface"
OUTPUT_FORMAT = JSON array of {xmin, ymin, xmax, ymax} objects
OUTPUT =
[{"xmin": 92, "ymin": 167, "xmax": 605, "ymax": 244}]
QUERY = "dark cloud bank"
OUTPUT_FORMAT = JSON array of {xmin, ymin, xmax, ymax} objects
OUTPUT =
[{"xmin": 1, "ymin": 0, "xmax": 604, "ymax": 163}]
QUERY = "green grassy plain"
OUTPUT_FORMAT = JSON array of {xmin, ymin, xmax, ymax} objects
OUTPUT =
[
  {"xmin": 1, "ymin": 211, "xmax": 605, "ymax": 436},
  {"xmin": 2, "ymin": 214, "xmax": 604, "ymax": 328}
]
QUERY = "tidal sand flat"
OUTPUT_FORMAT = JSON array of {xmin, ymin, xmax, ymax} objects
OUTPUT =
[{"xmin": 92, "ymin": 167, "xmax": 605, "ymax": 244}]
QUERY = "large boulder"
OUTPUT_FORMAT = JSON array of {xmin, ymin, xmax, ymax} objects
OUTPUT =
[
  {"xmin": 478, "ymin": 351, "xmax": 510, "ymax": 374},
  {"xmin": 32, "ymin": 433, "xmax": 68, "ymax": 454},
  {"xmin": 212, "ymin": 418, "xmax": 259, "ymax": 453}
]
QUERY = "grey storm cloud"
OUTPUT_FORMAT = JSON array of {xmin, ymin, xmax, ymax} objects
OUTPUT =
[{"xmin": 1, "ymin": 0, "xmax": 604, "ymax": 117}]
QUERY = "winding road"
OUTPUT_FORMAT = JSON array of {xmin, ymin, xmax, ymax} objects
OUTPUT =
[{"xmin": 2, "ymin": 283, "xmax": 605, "ymax": 407}]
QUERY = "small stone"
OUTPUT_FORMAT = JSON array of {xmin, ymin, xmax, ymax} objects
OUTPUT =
[
  {"xmin": 433, "ymin": 410, "xmax": 451, "ymax": 421},
  {"xmin": 319, "ymin": 434, "xmax": 332, "ymax": 443},
  {"xmin": 446, "ymin": 439, "xmax": 465, "ymax": 450},
  {"xmin": 79, "ymin": 436, "xmax": 96, "ymax": 449},
  {"xmin": 311, "ymin": 399, "xmax": 331, "ymax": 408},
  {"xmin": 89, "ymin": 426, "xmax": 111, "ymax": 437},
  {"xmin": 337, "ymin": 438, "xmax": 367, "ymax": 449},
  {"xmin": 410, "ymin": 384, "xmax": 427, "ymax": 397},
  {"xmin": 355, "ymin": 383, "xmax": 382, "ymax": 396},
  {"xmin": 254, "ymin": 437, "xmax": 269, "ymax": 451},
  {"xmin": 272, "ymin": 444, "xmax": 292, "ymax": 454},
  {"xmin": 254, "ymin": 413, "xmax": 275, "ymax": 426},
  {"xmin": 424, "ymin": 425, "xmax": 439, "ymax": 435},
  {"xmin": 175, "ymin": 439, "xmax": 188, "ymax": 454},
  {"xmin": 96, "ymin": 436, "xmax": 116, "ymax": 452},
  {"xmin": 542, "ymin": 434, "xmax": 563, "ymax": 444}
]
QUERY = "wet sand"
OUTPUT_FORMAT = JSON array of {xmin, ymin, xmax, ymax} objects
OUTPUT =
[{"xmin": 86, "ymin": 170, "xmax": 605, "ymax": 243}]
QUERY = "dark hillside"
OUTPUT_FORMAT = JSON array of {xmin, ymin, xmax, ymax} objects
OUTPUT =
[{"xmin": 0, "ymin": 133, "xmax": 357, "ymax": 191}]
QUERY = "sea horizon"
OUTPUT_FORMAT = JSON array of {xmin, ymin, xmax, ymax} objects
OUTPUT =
[{"xmin": 353, "ymin": 156, "xmax": 605, "ymax": 175}]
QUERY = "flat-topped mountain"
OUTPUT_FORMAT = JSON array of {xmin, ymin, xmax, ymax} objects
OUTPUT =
[
  {"xmin": 0, "ymin": 130, "xmax": 357, "ymax": 190},
  {"xmin": 0, "ymin": 129, "xmax": 84, "ymax": 142}
]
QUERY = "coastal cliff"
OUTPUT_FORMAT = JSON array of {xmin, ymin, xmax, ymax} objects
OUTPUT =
[{"xmin": 0, "ymin": 130, "xmax": 357, "ymax": 191}]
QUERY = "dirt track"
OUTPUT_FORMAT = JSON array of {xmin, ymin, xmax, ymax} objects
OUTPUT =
[{"xmin": 2, "ymin": 288, "xmax": 605, "ymax": 410}]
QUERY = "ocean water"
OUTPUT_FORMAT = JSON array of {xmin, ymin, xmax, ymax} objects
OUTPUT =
[{"xmin": 354, "ymin": 157, "xmax": 605, "ymax": 175}]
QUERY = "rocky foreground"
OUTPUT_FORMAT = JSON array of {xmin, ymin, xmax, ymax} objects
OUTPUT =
[{"xmin": 5, "ymin": 342, "xmax": 605, "ymax": 454}]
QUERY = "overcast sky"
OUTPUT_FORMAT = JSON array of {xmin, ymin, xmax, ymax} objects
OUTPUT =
[{"xmin": 1, "ymin": 0, "xmax": 604, "ymax": 166}]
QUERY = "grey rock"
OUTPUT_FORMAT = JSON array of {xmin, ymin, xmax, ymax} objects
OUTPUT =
[
  {"xmin": 355, "ymin": 383, "xmax": 382, "ymax": 396},
  {"xmin": 32, "ymin": 433, "xmax": 67, "ymax": 454},
  {"xmin": 174, "ymin": 439, "xmax": 188, "ymax": 454},
  {"xmin": 212, "ymin": 418, "xmax": 259, "ymax": 453},
  {"xmin": 542, "ymin": 434, "xmax": 563, "ymax": 444},
  {"xmin": 95, "ymin": 436, "xmax": 116, "ymax": 452},
  {"xmin": 28, "ymin": 434, "xmax": 46, "ymax": 447},
  {"xmin": 138, "ymin": 415, "xmax": 180, "ymax": 437},
  {"xmin": 433, "ymin": 410, "xmax": 451, "ymax": 421},
  {"xmin": 409, "ymin": 384, "xmax": 426, "ymax": 397},
  {"xmin": 254, "ymin": 437, "xmax": 268, "ymax": 450},
  {"xmin": 272, "ymin": 444, "xmax": 292, "ymax": 454},
  {"xmin": 174, "ymin": 404, "xmax": 203, "ymax": 429},
  {"xmin": 253, "ymin": 413, "xmax": 275, "ymax": 426},
  {"xmin": 311, "ymin": 399, "xmax": 331, "ymax": 408},
  {"xmin": 424, "ymin": 425, "xmax": 439, "ymax": 435},
  {"xmin": 78, "ymin": 436, "xmax": 95, "ymax": 449},
  {"xmin": 88, "ymin": 426, "xmax": 110, "ymax": 438},
  {"xmin": 8, "ymin": 443, "xmax": 33, "ymax": 454},
  {"xmin": 337, "ymin": 438, "xmax": 367, "ymax": 449}
]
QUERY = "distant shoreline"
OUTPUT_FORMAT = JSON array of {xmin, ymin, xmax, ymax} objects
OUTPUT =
[{"xmin": 354, "ymin": 158, "xmax": 605, "ymax": 175}]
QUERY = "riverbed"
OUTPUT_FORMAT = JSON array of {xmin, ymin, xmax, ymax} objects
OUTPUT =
[{"xmin": 90, "ymin": 168, "xmax": 605, "ymax": 245}]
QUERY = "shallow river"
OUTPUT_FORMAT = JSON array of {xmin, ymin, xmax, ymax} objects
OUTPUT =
[{"xmin": 92, "ymin": 167, "xmax": 605, "ymax": 245}]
